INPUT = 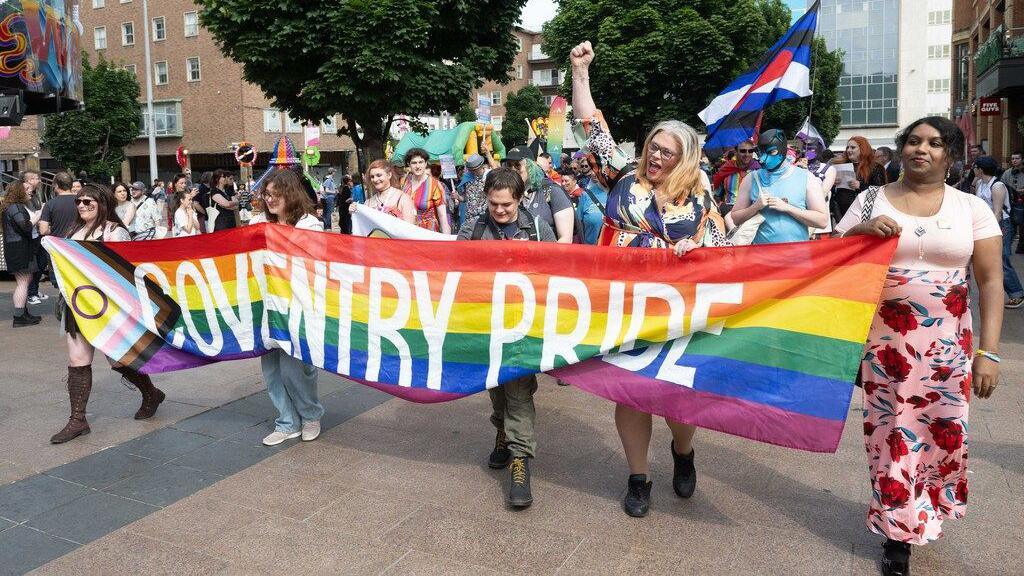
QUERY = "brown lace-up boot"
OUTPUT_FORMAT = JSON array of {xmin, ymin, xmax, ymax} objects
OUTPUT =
[
  {"xmin": 112, "ymin": 365, "xmax": 165, "ymax": 419},
  {"xmin": 50, "ymin": 366, "xmax": 93, "ymax": 444}
]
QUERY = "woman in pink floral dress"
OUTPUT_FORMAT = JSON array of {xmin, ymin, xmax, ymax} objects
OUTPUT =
[{"xmin": 836, "ymin": 116, "xmax": 1004, "ymax": 576}]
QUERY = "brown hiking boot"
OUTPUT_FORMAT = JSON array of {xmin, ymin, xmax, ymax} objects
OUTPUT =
[
  {"xmin": 112, "ymin": 365, "xmax": 166, "ymax": 419},
  {"xmin": 50, "ymin": 366, "xmax": 93, "ymax": 444}
]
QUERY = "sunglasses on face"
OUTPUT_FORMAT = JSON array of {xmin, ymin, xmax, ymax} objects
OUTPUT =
[
  {"xmin": 75, "ymin": 198, "xmax": 96, "ymax": 206},
  {"xmin": 738, "ymin": 148, "xmax": 756, "ymax": 154}
]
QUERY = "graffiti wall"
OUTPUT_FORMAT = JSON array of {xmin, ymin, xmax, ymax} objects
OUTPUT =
[{"xmin": 0, "ymin": 0, "xmax": 82, "ymax": 114}]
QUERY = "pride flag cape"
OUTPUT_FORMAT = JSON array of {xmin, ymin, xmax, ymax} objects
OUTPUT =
[{"xmin": 44, "ymin": 227, "xmax": 895, "ymax": 453}]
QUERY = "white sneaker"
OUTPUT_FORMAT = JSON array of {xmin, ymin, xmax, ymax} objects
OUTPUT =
[
  {"xmin": 27, "ymin": 296, "xmax": 41, "ymax": 305},
  {"xmin": 36, "ymin": 293, "xmax": 49, "ymax": 301},
  {"xmin": 301, "ymin": 420, "xmax": 321, "ymax": 442},
  {"xmin": 262, "ymin": 430, "xmax": 300, "ymax": 446}
]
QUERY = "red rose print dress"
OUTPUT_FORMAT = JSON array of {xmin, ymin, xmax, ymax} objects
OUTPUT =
[{"xmin": 861, "ymin": 268, "xmax": 972, "ymax": 544}]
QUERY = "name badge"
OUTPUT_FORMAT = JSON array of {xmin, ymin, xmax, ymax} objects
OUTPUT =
[{"xmin": 936, "ymin": 219, "xmax": 952, "ymax": 230}]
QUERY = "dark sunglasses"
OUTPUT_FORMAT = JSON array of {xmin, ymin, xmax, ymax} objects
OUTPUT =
[
  {"xmin": 738, "ymin": 148, "xmax": 756, "ymax": 153},
  {"xmin": 74, "ymin": 198, "xmax": 96, "ymax": 206}
]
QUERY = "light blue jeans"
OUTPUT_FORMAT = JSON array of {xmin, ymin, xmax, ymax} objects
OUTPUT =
[
  {"xmin": 1000, "ymin": 219, "xmax": 1024, "ymax": 299},
  {"xmin": 262, "ymin": 349, "xmax": 323, "ymax": 433}
]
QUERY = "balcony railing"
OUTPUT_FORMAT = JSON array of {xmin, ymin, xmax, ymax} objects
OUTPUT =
[{"xmin": 975, "ymin": 25, "xmax": 1024, "ymax": 76}]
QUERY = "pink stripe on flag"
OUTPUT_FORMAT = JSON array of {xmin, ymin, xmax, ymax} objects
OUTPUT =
[
  {"xmin": 550, "ymin": 359, "xmax": 847, "ymax": 453},
  {"xmin": 350, "ymin": 378, "xmax": 468, "ymax": 403}
]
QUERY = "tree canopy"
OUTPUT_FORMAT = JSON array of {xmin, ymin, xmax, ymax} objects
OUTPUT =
[
  {"xmin": 501, "ymin": 85, "xmax": 547, "ymax": 149},
  {"xmin": 543, "ymin": 0, "xmax": 792, "ymax": 144},
  {"xmin": 42, "ymin": 56, "xmax": 141, "ymax": 180},
  {"xmin": 196, "ymin": 0, "xmax": 527, "ymax": 160},
  {"xmin": 763, "ymin": 37, "xmax": 844, "ymax": 146}
]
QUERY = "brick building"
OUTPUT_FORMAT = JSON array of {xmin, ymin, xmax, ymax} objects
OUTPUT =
[
  {"xmin": 472, "ymin": 28, "xmax": 563, "ymax": 133},
  {"xmin": 5, "ymin": 0, "xmax": 357, "ymax": 182},
  {"xmin": 951, "ymin": 0, "xmax": 1023, "ymax": 164}
]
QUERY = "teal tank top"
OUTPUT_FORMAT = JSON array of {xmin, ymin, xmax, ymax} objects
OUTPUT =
[{"xmin": 750, "ymin": 166, "xmax": 810, "ymax": 244}]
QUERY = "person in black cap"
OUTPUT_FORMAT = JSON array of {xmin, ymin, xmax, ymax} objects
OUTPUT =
[{"xmin": 729, "ymin": 129, "xmax": 829, "ymax": 244}]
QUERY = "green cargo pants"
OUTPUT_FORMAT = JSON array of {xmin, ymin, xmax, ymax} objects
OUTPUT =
[{"xmin": 488, "ymin": 374, "xmax": 538, "ymax": 458}]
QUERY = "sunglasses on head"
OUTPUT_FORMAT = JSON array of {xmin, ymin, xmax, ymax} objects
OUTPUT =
[{"xmin": 75, "ymin": 198, "xmax": 96, "ymax": 206}]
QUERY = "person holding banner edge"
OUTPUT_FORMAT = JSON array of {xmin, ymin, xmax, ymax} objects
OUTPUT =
[
  {"xmin": 249, "ymin": 170, "xmax": 327, "ymax": 446},
  {"xmin": 571, "ymin": 40, "xmax": 730, "ymax": 518},
  {"xmin": 836, "ymin": 116, "xmax": 1003, "ymax": 576}
]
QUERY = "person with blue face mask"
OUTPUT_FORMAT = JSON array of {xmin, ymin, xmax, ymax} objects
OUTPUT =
[{"xmin": 729, "ymin": 129, "xmax": 830, "ymax": 244}]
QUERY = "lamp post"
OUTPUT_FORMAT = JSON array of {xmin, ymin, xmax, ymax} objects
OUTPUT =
[{"xmin": 141, "ymin": 0, "xmax": 158, "ymax": 182}]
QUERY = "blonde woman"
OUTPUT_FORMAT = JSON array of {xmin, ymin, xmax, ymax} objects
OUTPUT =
[{"xmin": 571, "ymin": 40, "xmax": 729, "ymax": 517}]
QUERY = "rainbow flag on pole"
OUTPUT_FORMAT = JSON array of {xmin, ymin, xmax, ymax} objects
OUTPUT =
[{"xmin": 44, "ymin": 224, "xmax": 894, "ymax": 453}]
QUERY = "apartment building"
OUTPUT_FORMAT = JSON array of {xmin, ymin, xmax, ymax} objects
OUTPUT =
[{"xmin": 472, "ymin": 28, "xmax": 563, "ymax": 133}]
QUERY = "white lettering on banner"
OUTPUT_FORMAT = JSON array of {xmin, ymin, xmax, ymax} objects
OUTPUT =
[
  {"xmin": 134, "ymin": 262, "xmax": 186, "ymax": 347},
  {"xmin": 262, "ymin": 251, "xmax": 292, "ymax": 353},
  {"xmin": 413, "ymin": 271, "xmax": 461, "ymax": 390},
  {"xmin": 608, "ymin": 282, "xmax": 686, "ymax": 372},
  {"xmin": 200, "ymin": 255, "xmax": 255, "ymax": 352},
  {"xmin": 287, "ymin": 257, "xmax": 327, "ymax": 365},
  {"xmin": 366, "ymin": 267, "xmax": 413, "ymax": 386},
  {"xmin": 540, "ymin": 276, "xmax": 591, "ymax": 371},
  {"xmin": 605, "ymin": 283, "xmax": 745, "ymax": 387},
  {"xmin": 174, "ymin": 261, "xmax": 224, "ymax": 356},
  {"xmin": 599, "ymin": 281, "xmax": 626, "ymax": 354},
  {"xmin": 329, "ymin": 263, "xmax": 365, "ymax": 374},
  {"xmin": 487, "ymin": 273, "xmax": 536, "ymax": 389}
]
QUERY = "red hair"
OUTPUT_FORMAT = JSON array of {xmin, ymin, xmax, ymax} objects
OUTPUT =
[{"xmin": 848, "ymin": 136, "xmax": 876, "ymax": 183}]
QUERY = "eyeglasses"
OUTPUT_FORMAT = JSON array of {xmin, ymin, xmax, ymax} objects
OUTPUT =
[
  {"xmin": 74, "ymin": 198, "xmax": 95, "ymax": 206},
  {"xmin": 738, "ymin": 148, "xmax": 756, "ymax": 154},
  {"xmin": 647, "ymin": 142, "xmax": 678, "ymax": 162}
]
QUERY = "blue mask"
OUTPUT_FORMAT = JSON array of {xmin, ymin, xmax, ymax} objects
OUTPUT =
[{"xmin": 761, "ymin": 151, "xmax": 785, "ymax": 171}]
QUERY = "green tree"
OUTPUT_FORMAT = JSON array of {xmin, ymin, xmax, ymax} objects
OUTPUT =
[
  {"xmin": 42, "ymin": 56, "xmax": 141, "ymax": 180},
  {"xmin": 764, "ymin": 37, "xmax": 844, "ymax": 146},
  {"xmin": 196, "ymin": 0, "xmax": 527, "ymax": 161},
  {"xmin": 543, "ymin": 0, "xmax": 791, "ymax": 144},
  {"xmin": 501, "ymin": 85, "xmax": 547, "ymax": 149},
  {"xmin": 454, "ymin": 104, "xmax": 478, "ymax": 124}
]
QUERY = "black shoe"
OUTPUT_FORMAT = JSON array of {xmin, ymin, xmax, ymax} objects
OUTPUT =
[
  {"xmin": 671, "ymin": 442, "xmax": 696, "ymax": 498},
  {"xmin": 881, "ymin": 539, "xmax": 911, "ymax": 576},
  {"xmin": 13, "ymin": 314, "xmax": 41, "ymax": 328},
  {"xmin": 508, "ymin": 457, "xmax": 533, "ymax": 508},
  {"xmin": 488, "ymin": 428, "xmax": 512, "ymax": 469},
  {"xmin": 25, "ymin": 310, "xmax": 41, "ymax": 321},
  {"xmin": 623, "ymin": 474, "xmax": 652, "ymax": 517}
]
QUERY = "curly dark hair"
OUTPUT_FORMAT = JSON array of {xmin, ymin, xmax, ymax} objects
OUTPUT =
[
  {"xmin": 895, "ymin": 116, "xmax": 965, "ymax": 165},
  {"xmin": 404, "ymin": 147, "xmax": 430, "ymax": 166}
]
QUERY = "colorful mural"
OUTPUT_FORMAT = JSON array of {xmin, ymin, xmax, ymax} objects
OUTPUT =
[{"xmin": 0, "ymin": 0, "xmax": 82, "ymax": 113}]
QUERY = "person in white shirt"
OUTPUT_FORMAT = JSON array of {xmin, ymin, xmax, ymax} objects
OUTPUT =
[
  {"xmin": 248, "ymin": 170, "xmax": 326, "ymax": 446},
  {"xmin": 170, "ymin": 175, "xmax": 201, "ymax": 237},
  {"xmin": 129, "ymin": 181, "xmax": 161, "ymax": 239}
]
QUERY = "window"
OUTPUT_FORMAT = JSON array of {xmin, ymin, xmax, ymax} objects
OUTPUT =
[
  {"xmin": 92, "ymin": 0, "xmax": 105, "ymax": 8},
  {"xmin": 492, "ymin": 116, "xmax": 503, "ymax": 131},
  {"xmin": 263, "ymin": 109, "xmax": 282, "ymax": 132},
  {"xmin": 121, "ymin": 22, "xmax": 134, "ymax": 46},
  {"xmin": 94, "ymin": 26, "xmax": 106, "ymax": 50},
  {"xmin": 152, "ymin": 17, "xmax": 166, "ymax": 41},
  {"xmin": 322, "ymin": 116, "xmax": 336, "ymax": 132},
  {"xmin": 120, "ymin": 0, "xmax": 131, "ymax": 3},
  {"xmin": 927, "ymin": 10, "xmax": 951, "ymax": 25},
  {"xmin": 124, "ymin": 64, "xmax": 136, "ymax": 76},
  {"xmin": 544, "ymin": 95, "xmax": 556, "ymax": 106},
  {"xmin": 928, "ymin": 45, "xmax": 950, "ymax": 59},
  {"xmin": 138, "ymin": 101, "xmax": 182, "ymax": 137},
  {"xmin": 515, "ymin": 36, "xmax": 522, "ymax": 51},
  {"xmin": 285, "ymin": 113, "xmax": 303, "ymax": 133},
  {"xmin": 490, "ymin": 91, "xmax": 502, "ymax": 105},
  {"xmin": 515, "ymin": 65, "xmax": 523, "ymax": 80},
  {"xmin": 183, "ymin": 11, "xmax": 199, "ymax": 38},
  {"xmin": 186, "ymin": 57, "xmax": 201, "ymax": 82},
  {"xmin": 532, "ymin": 68, "xmax": 557, "ymax": 86},
  {"xmin": 154, "ymin": 61, "xmax": 168, "ymax": 85},
  {"xmin": 927, "ymin": 79, "xmax": 950, "ymax": 93}
]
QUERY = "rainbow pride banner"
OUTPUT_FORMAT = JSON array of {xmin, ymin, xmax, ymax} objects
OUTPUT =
[{"xmin": 43, "ymin": 226, "xmax": 894, "ymax": 452}]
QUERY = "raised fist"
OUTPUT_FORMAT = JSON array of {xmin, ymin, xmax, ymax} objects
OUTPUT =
[{"xmin": 570, "ymin": 41, "xmax": 594, "ymax": 69}]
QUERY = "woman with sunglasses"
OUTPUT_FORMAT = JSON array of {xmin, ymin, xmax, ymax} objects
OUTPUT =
[
  {"xmin": 249, "ymin": 170, "xmax": 327, "ymax": 445},
  {"xmin": 50, "ymin": 184, "xmax": 166, "ymax": 444},
  {"xmin": 571, "ymin": 40, "xmax": 729, "ymax": 517}
]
